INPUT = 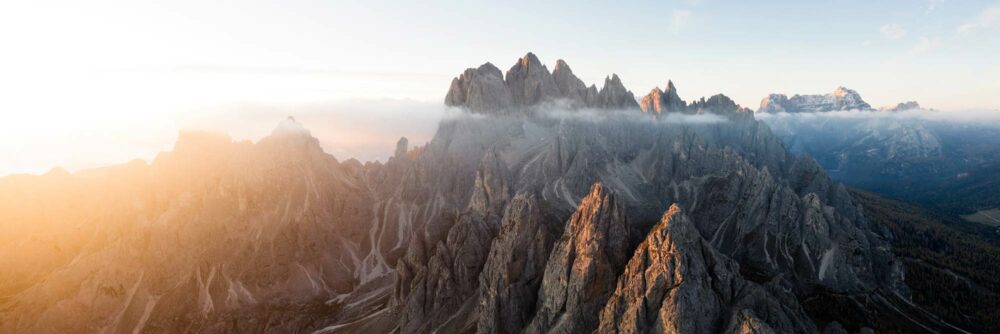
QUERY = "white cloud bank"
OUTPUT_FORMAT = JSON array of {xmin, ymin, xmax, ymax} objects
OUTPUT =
[{"xmin": 755, "ymin": 108, "xmax": 1000, "ymax": 123}]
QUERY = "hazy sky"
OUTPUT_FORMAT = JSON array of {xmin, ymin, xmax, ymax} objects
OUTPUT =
[{"xmin": 1, "ymin": 0, "xmax": 999, "ymax": 175}]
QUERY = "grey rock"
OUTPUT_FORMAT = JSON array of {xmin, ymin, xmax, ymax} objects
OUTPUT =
[
  {"xmin": 597, "ymin": 205, "xmax": 818, "ymax": 334},
  {"xmin": 525, "ymin": 182, "xmax": 630, "ymax": 334},
  {"xmin": 506, "ymin": 52, "xmax": 562, "ymax": 107},
  {"xmin": 725, "ymin": 310, "xmax": 778, "ymax": 334},
  {"xmin": 445, "ymin": 62, "xmax": 514, "ymax": 113},
  {"xmin": 475, "ymin": 193, "xmax": 556, "ymax": 334},
  {"xmin": 397, "ymin": 148, "xmax": 512, "ymax": 333},
  {"xmin": 639, "ymin": 80, "xmax": 686, "ymax": 114},
  {"xmin": 445, "ymin": 53, "xmax": 637, "ymax": 113},
  {"xmin": 595, "ymin": 74, "xmax": 640, "ymax": 110},
  {"xmin": 394, "ymin": 136, "xmax": 409, "ymax": 159},
  {"xmin": 552, "ymin": 59, "xmax": 598, "ymax": 108}
]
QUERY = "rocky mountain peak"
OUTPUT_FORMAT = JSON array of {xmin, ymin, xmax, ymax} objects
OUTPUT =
[
  {"xmin": 445, "ymin": 62, "xmax": 514, "ymax": 112},
  {"xmin": 517, "ymin": 52, "xmax": 544, "ymax": 69},
  {"xmin": 258, "ymin": 116, "xmax": 326, "ymax": 156},
  {"xmin": 595, "ymin": 74, "xmax": 640, "ymax": 110},
  {"xmin": 757, "ymin": 86, "xmax": 873, "ymax": 113},
  {"xmin": 832, "ymin": 86, "xmax": 851, "ymax": 97},
  {"xmin": 639, "ymin": 79, "xmax": 686, "ymax": 114},
  {"xmin": 689, "ymin": 93, "xmax": 744, "ymax": 114},
  {"xmin": 271, "ymin": 116, "xmax": 312, "ymax": 137},
  {"xmin": 394, "ymin": 137, "xmax": 409, "ymax": 159},
  {"xmin": 526, "ymin": 182, "xmax": 630, "ymax": 334},
  {"xmin": 553, "ymin": 58, "xmax": 570, "ymax": 72},
  {"xmin": 880, "ymin": 101, "xmax": 921, "ymax": 112},
  {"xmin": 506, "ymin": 52, "xmax": 561, "ymax": 106},
  {"xmin": 551, "ymin": 58, "xmax": 597, "ymax": 107},
  {"xmin": 597, "ymin": 204, "xmax": 818, "ymax": 333},
  {"xmin": 446, "ymin": 53, "xmax": 638, "ymax": 113}
]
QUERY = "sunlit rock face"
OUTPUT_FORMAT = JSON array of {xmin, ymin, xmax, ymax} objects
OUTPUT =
[
  {"xmin": 597, "ymin": 205, "xmax": 817, "ymax": 334},
  {"xmin": 2, "ymin": 53, "xmax": 915, "ymax": 334},
  {"xmin": 639, "ymin": 80, "xmax": 685, "ymax": 115},
  {"xmin": 0, "ymin": 118, "xmax": 384, "ymax": 333},
  {"xmin": 523, "ymin": 183, "xmax": 630, "ymax": 334}
]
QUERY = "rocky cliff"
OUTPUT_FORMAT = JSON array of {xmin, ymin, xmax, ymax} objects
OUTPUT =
[
  {"xmin": 446, "ymin": 53, "xmax": 639, "ymax": 113},
  {"xmin": 597, "ymin": 204, "xmax": 816, "ymax": 334}
]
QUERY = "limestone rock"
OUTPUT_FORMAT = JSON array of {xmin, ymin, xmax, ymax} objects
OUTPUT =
[
  {"xmin": 506, "ymin": 52, "xmax": 562, "ymax": 106},
  {"xmin": 525, "ymin": 183, "xmax": 630, "ymax": 334},
  {"xmin": 639, "ymin": 80, "xmax": 686, "ymax": 114},
  {"xmin": 595, "ymin": 74, "xmax": 640, "ymax": 110},
  {"xmin": 445, "ymin": 62, "xmax": 514, "ymax": 112},
  {"xmin": 596, "ymin": 205, "xmax": 817, "ymax": 334},
  {"xmin": 475, "ymin": 193, "xmax": 556, "ymax": 334},
  {"xmin": 552, "ymin": 59, "xmax": 598, "ymax": 107}
]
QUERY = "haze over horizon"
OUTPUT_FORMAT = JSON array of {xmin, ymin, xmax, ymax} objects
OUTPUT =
[{"xmin": 2, "ymin": 0, "xmax": 1000, "ymax": 176}]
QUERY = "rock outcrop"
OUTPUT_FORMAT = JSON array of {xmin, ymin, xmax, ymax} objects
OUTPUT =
[
  {"xmin": 552, "ymin": 59, "xmax": 599, "ymax": 108},
  {"xmin": 445, "ymin": 63, "xmax": 514, "ymax": 113},
  {"xmin": 639, "ymin": 80, "xmax": 686, "ymax": 114},
  {"xmin": 597, "ymin": 205, "xmax": 817, "ymax": 334},
  {"xmin": 397, "ymin": 148, "xmax": 512, "ymax": 333},
  {"xmin": 506, "ymin": 53, "xmax": 562, "ymax": 106},
  {"xmin": 595, "ymin": 74, "xmax": 641, "ymax": 110},
  {"xmin": 476, "ymin": 194, "xmax": 556, "ymax": 334},
  {"xmin": 524, "ymin": 183, "xmax": 630, "ymax": 334}
]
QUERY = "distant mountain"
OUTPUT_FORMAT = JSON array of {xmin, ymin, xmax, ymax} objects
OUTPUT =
[
  {"xmin": 880, "ymin": 101, "xmax": 922, "ymax": 112},
  {"xmin": 757, "ymin": 86, "xmax": 873, "ymax": 113},
  {"xmin": 1, "ymin": 53, "xmax": 979, "ymax": 334},
  {"xmin": 756, "ymin": 89, "xmax": 1000, "ymax": 215}
]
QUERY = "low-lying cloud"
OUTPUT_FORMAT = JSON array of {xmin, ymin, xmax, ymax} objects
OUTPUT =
[
  {"xmin": 524, "ymin": 102, "xmax": 730, "ymax": 125},
  {"xmin": 754, "ymin": 108, "xmax": 1000, "ymax": 123}
]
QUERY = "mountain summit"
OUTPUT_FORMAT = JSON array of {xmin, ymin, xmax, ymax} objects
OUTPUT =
[
  {"xmin": 757, "ymin": 86, "xmax": 873, "ymax": 113},
  {"xmin": 445, "ymin": 52, "xmax": 639, "ymax": 113}
]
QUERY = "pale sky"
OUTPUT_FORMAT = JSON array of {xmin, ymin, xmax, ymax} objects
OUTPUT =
[{"xmin": 1, "ymin": 0, "xmax": 999, "ymax": 175}]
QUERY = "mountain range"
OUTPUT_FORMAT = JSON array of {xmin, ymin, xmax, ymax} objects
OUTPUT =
[
  {"xmin": 1, "ymin": 53, "xmax": 996, "ymax": 334},
  {"xmin": 755, "ymin": 87, "xmax": 1000, "ymax": 217}
]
